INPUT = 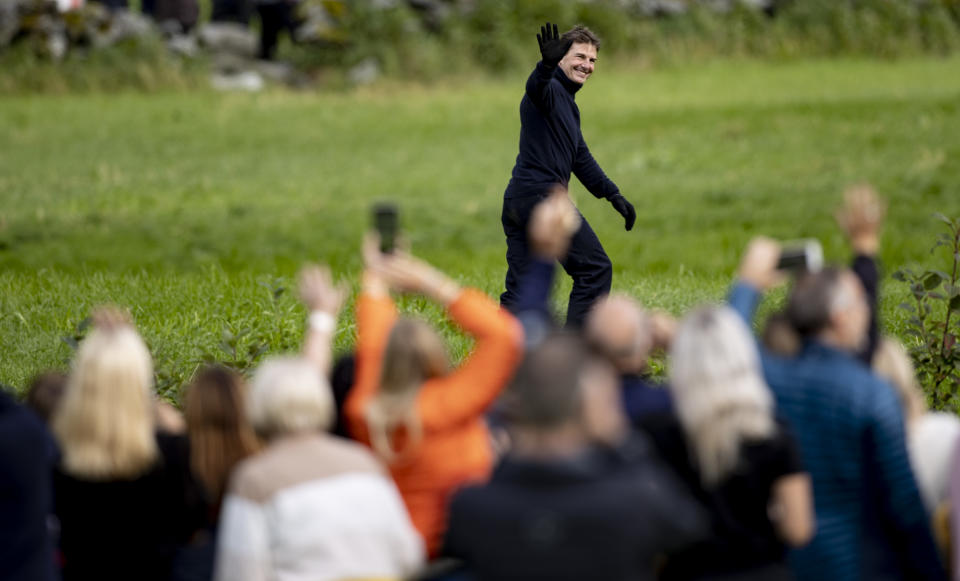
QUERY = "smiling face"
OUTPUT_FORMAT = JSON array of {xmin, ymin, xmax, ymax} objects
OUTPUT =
[{"xmin": 558, "ymin": 42, "xmax": 598, "ymax": 85}]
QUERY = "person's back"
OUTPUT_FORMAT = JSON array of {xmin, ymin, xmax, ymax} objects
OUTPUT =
[
  {"xmin": 444, "ymin": 333, "xmax": 706, "ymax": 581},
  {"xmin": 215, "ymin": 357, "xmax": 424, "ymax": 581},
  {"xmin": 217, "ymin": 432, "xmax": 423, "ymax": 581},
  {"xmin": 762, "ymin": 349, "xmax": 890, "ymax": 578},
  {"xmin": 447, "ymin": 444, "xmax": 698, "ymax": 581},
  {"xmin": 0, "ymin": 390, "xmax": 58, "ymax": 581},
  {"xmin": 55, "ymin": 432, "xmax": 204, "ymax": 581},
  {"xmin": 729, "ymin": 241, "xmax": 942, "ymax": 581}
]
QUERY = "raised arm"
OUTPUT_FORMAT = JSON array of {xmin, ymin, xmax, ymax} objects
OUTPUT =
[
  {"xmin": 728, "ymin": 237, "xmax": 784, "ymax": 327},
  {"xmin": 370, "ymin": 249, "xmax": 523, "ymax": 430},
  {"xmin": 835, "ymin": 184, "xmax": 885, "ymax": 364},
  {"xmin": 418, "ymin": 290, "xmax": 523, "ymax": 431},
  {"xmin": 344, "ymin": 238, "xmax": 399, "ymax": 439},
  {"xmin": 299, "ymin": 264, "xmax": 347, "ymax": 377},
  {"xmin": 525, "ymin": 22, "xmax": 571, "ymax": 110}
]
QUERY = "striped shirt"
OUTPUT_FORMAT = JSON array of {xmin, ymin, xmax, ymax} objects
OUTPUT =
[{"xmin": 729, "ymin": 282, "xmax": 944, "ymax": 581}]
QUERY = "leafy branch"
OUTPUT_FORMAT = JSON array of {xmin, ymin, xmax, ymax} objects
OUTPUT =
[{"xmin": 893, "ymin": 213, "xmax": 960, "ymax": 411}]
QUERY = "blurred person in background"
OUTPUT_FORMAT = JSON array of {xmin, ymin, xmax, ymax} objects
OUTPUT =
[
  {"xmin": 214, "ymin": 265, "xmax": 424, "ymax": 581},
  {"xmin": 52, "ymin": 308, "xmax": 205, "ymax": 581},
  {"xmin": 586, "ymin": 295, "xmax": 676, "ymax": 429},
  {"xmin": 24, "ymin": 371, "xmax": 67, "ymax": 426},
  {"xmin": 647, "ymin": 306, "xmax": 813, "ymax": 580},
  {"xmin": 499, "ymin": 22, "xmax": 637, "ymax": 328},
  {"xmin": 255, "ymin": 0, "xmax": 298, "ymax": 60},
  {"xmin": 172, "ymin": 365, "xmax": 261, "ymax": 581},
  {"xmin": 443, "ymin": 332, "xmax": 707, "ymax": 581},
  {"xmin": 873, "ymin": 338, "xmax": 960, "ymax": 514},
  {"xmin": 0, "ymin": 388, "xmax": 59, "ymax": 581},
  {"xmin": 345, "ymin": 237, "xmax": 524, "ymax": 557},
  {"xmin": 730, "ymin": 239, "xmax": 944, "ymax": 580}
]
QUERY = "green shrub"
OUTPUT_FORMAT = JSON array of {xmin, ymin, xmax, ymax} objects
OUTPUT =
[{"xmin": 893, "ymin": 214, "xmax": 960, "ymax": 412}]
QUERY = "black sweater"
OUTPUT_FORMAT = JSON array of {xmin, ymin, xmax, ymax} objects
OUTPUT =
[
  {"xmin": 0, "ymin": 391, "xmax": 58, "ymax": 581},
  {"xmin": 54, "ymin": 433, "xmax": 206, "ymax": 581},
  {"xmin": 504, "ymin": 62, "xmax": 620, "ymax": 200}
]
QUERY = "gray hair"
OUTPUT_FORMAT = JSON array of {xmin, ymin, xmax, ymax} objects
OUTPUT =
[
  {"xmin": 248, "ymin": 357, "xmax": 334, "ymax": 439},
  {"xmin": 669, "ymin": 306, "xmax": 774, "ymax": 485},
  {"xmin": 786, "ymin": 267, "xmax": 852, "ymax": 338}
]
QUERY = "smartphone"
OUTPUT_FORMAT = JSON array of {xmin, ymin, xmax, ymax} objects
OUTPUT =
[
  {"xmin": 372, "ymin": 203, "xmax": 398, "ymax": 254},
  {"xmin": 777, "ymin": 239, "xmax": 823, "ymax": 272}
]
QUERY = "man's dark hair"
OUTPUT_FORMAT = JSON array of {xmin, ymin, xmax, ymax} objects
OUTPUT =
[
  {"xmin": 562, "ymin": 25, "xmax": 601, "ymax": 50},
  {"xmin": 503, "ymin": 332, "xmax": 589, "ymax": 429},
  {"xmin": 786, "ymin": 267, "xmax": 846, "ymax": 338}
]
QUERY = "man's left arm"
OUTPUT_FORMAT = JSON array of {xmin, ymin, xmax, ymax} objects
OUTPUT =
[{"xmin": 573, "ymin": 136, "xmax": 635, "ymax": 231}]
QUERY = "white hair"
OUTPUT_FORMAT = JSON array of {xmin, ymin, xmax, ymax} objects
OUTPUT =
[
  {"xmin": 669, "ymin": 306, "xmax": 774, "ymax": 485},
  {"xmin": 248, "ymin": 357, "xmax": 334, "ymax": 439}
]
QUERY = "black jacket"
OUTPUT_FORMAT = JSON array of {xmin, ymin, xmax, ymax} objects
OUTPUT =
[
  {"xmin": 505, "ymin": 62, "xmax": 620, "ymax": 200},
  {"xmin": 444, "ymin": 438, "xmax": 707, "ymax": 581},
  {"xmin": 0, "ymin": 391, "xmax": 58, "ymax": 581}
]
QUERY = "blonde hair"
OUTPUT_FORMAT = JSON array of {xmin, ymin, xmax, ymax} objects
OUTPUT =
[
  {"xmin": 669, "ymin": 306, "xmax": 775, "ymax": 485},
  {"xmin": 184, "ymin": 365, "xmax": 261, "ymax": 505},
  {"xmin": 873, "ymin": 337, "xmax": 927, "ymax": 423},
  {"xmin": 366, "ymin": 317, "xmax": 449, "ymax": 464},
  {"xmin": 54, "ymin": 325, "xmax": 158, "ymax": 480},
  {"xmin": 248, "ymin": 357, "xmax": 333, "ymax": 439}
]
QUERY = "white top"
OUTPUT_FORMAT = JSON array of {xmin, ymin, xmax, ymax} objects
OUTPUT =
[
  {"xmin": 908, "ymin": 412, "xmax": 960, "ymax": 513},
  {"xmin": 214, "ymin": 434, "xmax": 424, "ymax": 581}
]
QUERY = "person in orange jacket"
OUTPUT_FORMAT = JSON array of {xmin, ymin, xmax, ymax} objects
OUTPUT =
[{"xmin": 345, "ymin": 235, "xmax": 524, "ymax": 557}]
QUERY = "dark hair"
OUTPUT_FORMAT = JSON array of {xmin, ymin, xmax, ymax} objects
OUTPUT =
[
  {"xmin": 329, "ymin": 353, "xmax": 355, "ymax": 438},
  {"xmin": 786, "ymin": 267, "xmax": 845, "ymax": 338},
  {"xmin": 184, "ymin": 365, "xmax": 260, "ymax": 507},
  {"xmin": 762, "ymin": 311, "xmax": 801, "ymax": 357},
  {"xmin": 503, "ymin": 332, "xmax": 590, "ymax": 428},
  {"xmin": 25, "ymin": 371, "xmax": 67, "ymax": 424},
  {"xmin": 562, "ymin": 25, "xmax": 601, "ymax": 50}
]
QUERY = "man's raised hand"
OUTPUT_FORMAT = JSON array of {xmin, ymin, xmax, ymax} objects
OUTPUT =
[
  {"xmin": 608, "ymin": 194, "xmax": 636, "ymax": 231},
  {"xmin": 537, "ymin": 22, "xmax": 571, "ymax": 68}
]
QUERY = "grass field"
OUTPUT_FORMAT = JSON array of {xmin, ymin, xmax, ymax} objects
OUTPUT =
[{"xmin": 3, "ymin": 57, "xmax": 960, "ymax": 396}]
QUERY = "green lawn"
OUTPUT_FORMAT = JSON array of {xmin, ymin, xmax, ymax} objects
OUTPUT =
[{"xmin": 2, "ymin": 57, "xmax": 960, "ymax": 395}]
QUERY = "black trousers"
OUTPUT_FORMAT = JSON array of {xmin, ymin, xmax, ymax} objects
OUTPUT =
[
  {"xmin": 500, "ymin": 193, "xmax": 612, "ymax": 327},
  {"xmin": 256, "ymin": 2, "xmax": 294, "ymax": 60}
]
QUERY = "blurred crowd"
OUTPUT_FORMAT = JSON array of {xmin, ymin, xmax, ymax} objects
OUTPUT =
[{"xmin": 3, "ymin": 184, "xmax": 959, "ymax": 581}]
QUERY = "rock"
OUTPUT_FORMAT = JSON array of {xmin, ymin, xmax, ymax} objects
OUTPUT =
[
  {"xmin": 348, "ymin": 57, "xmax": 380, "ymax": 85},
  {"xmin": 255, "ymin": 58, "xmax": 295, "ymax": 83},
  {"xmin": 210, "ymin": 69, "xmax": 264, "ymax": 91},
  {"xmin": 166, "ymin": 31, "xmax": 197, "ymax": 57},
  {"xmin": 198, "ymin": 21, "xmax": 256, "ymax": 57},
  {"xmin": 0, "ymin": 0, "xmax": 22, "ymax": 48},
  {"xmin": 293, "ymin": 1, "xmax": 335, "ymax": 44},
  {"xmin": 105, "ymin": 9, "xmax": 156, "ymax": 43}
]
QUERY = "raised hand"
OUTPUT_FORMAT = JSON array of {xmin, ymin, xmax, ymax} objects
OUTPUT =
[
  {"xmin": 298, "ymin": 264, "xmax": 348, "ymax": 315},
  {"xmin": 608, "ymin": 194, "xmax": 636, "ymax": 231},
  {"xmin": 529, "ymin": 186, "xmax": 581, "ymax": 260},
  {"xmin": 836, "ymin": 183, "xmax": 885, "ymax": 256},
  {"xmin": 738, "ymin": 236, "xmax": 785, "ymax": 291},
  {"xmin": 537, "ymin": 21, "xmax": 571, "ymax": 68}
]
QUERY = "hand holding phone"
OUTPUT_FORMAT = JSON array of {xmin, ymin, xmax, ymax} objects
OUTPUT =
[
  {"xmin": 777, "ymin": 240, "xmax": 823, "ymax": 273},
  {"xmin": 372, "ymin": 203, "xmax": 398, "ymax": 254}
]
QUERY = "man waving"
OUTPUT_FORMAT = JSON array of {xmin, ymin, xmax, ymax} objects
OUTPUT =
[{"xmin": 500, "ymin": 22, "xmax": 635, "ymax": 327}]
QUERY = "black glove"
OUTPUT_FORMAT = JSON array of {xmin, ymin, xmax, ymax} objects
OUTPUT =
[
  {"xmin": 537, "ymin": 22, "xmax": 572, "ymax": 68},
  {"xmin": 608, "ymin": 194, "xmax": 636, "ymax": 231}
]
